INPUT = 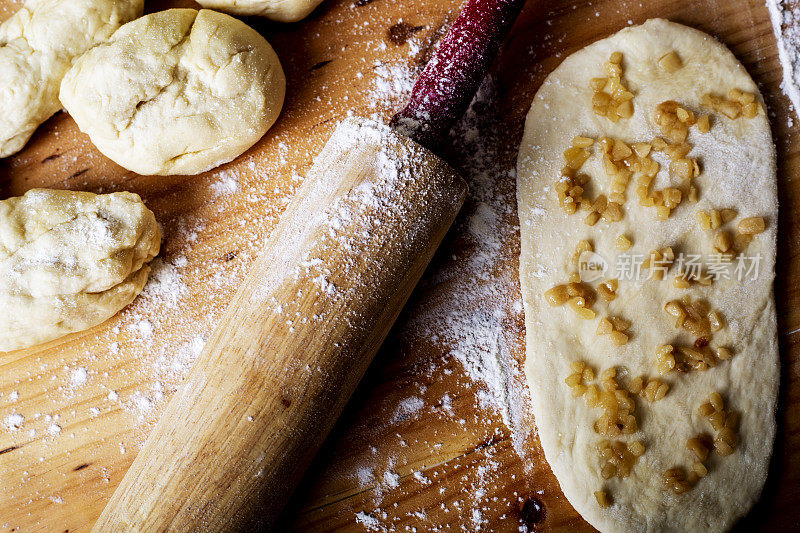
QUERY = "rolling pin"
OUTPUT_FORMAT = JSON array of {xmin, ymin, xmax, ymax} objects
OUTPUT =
[{"xmin": 93, "ymin": 0, "xmax": 524, "ymax": 530}]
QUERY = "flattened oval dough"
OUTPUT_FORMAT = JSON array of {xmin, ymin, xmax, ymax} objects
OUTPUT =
[
  {"xmin": 0, "ymin": 189, "xmax": 161, "ymax": 352},
  {"xmin": 0, "ymin": 0, "xmax": 143, "ymax": 158},
  {"xmin": 516, "ymin": 19, "xmax": 778, "ymax": 533},
  {"xmin": 196, "ymin": 0, "xmax": 324, "ymax": 22},
  {"xmin": 59, "ymin": 9, "xmax": 286, "ymax": 176}
]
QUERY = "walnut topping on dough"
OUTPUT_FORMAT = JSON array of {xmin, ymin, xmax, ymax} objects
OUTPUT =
[
  {"xmin": 550, "ymin": 68, "xmax": 773, "ymax": 506},
  {"xmin": 591, "ymin": 52, "xmax": 634, "ymax": 121},
  {"xmin": 552, "ymin": 53, "xmax": 773, "ymax": 508},
  {"xmin": 702, "ymin": 90, "xmax": 763, "ymax": 119},
  {"xmin": 519, "ymin": 20, "xmax": 779, "ymax": 527},
  {"xmin": 664, "ymin": 392, "xmax": 740, "ymax": 494},
  {"xmin": 596, "ymin": 314, "xmax": 629, "ymax": 345}
]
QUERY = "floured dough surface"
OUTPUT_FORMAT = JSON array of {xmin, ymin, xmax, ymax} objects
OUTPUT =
[
  {"xmin": 0, "ymin": 0, "xmax": 143, "ymax": 158},
  {"xmin": 516, "ymin": 19, "xmax": 778, "ymax": 533},
  {"xmin": 196, "ymin": 0, "xmax": 325, "ymax": 22},
  {"xmin": 59, "ymin": 9, "xmax": 286, "ymax": 176},
  {"xmin": 0, "ymin": 189, "xmax": 161, "ymax": 352}
]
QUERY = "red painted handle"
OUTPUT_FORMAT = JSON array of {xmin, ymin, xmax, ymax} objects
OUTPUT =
[{"xmin": 390, "ymin": 0, "xmax": 525, "ymax": 149}]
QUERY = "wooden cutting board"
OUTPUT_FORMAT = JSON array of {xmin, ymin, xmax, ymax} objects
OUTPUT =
[{"xmin": 1, "ymin": 0, "xmax": 798, "ymax": 531}]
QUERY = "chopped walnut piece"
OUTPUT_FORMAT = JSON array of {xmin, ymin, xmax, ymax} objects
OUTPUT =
[
  {"xmin": 703, "ymin": 91, "xmax": 761, "ymax": 120},
  {"xmin": 591, "ymin": 53, "xmax": 634, "ymax": 122},
  {"xmin": 692, "ymin": 461, "xmax": 708, "ymax": 478},
  {"xmin": 697, "ymin": 114, "xmax": 710, "ymax": 133},
  {"xmin": 545, "ymin": 284, "xmax": 570, "ymax": 306},
  {"xmin": 687, "ymin": 437, "xmax": 710, "ymax": 461},
  {"xmin": 658, "ymin": 51, "xmax": 682, "ymax": 73},
  {"xmin": 572, "ymin": 240, "xmax": 593, "ymax": 266},
  {"xmin": 644, "ymin": 248, "xmax": 674, "ymax": 280},
  {"xmin": 663, "ymin": 468, "xmax": 692, "ymax": 494},
  {"xmin": 595, "ymin": 490, "xmax": 611, "ymax": 508},
  {"xmin": 597, "ymin": 439, "xmax": 640, "ymax": 481},
  {"xmin": 597, "ymin": 279, "xmax": 619, "ymax": 301},
  {"xmin": 738, "ymin": 216, "xmax": 766, "ymax": 235},
  {"xmin": 616, "ymin": 234, "xmax": 632, "ymax": 250},
  {"xmin": 656, "ymin": 345, "xmax": 676, "ymax": 374},
  {"xmin": 698, "ymin": 392, "xmax": 740, "ymax": 457},
  {"xmin": 714, "ymin": 231, "xmax": 733, "ymax": 253}
]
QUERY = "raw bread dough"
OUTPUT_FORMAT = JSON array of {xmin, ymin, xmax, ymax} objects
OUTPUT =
[
  {"xmin": 196, "ymin": 0, "xmax": 324, "ymax": 22},
  {"xmin": 0, "ymin": 189, "xmax": 161, "ymax": 352},
  {"xmin": 0, "ymin": 0, "xmax": 143, "ymax": 158},
  {"xmin": 517, "ymin": 19, "xmax": 778, "ymax": 533},
  {"xmin": 59, "ymin": 9, "xmax": 286, "ymax": 176}
]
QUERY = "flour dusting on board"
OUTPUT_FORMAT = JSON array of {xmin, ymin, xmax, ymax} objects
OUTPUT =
[
  {"xmin": 324, "ymin": 75, "xmax": 535, "ymax": 531},
  {"xmin": 417, "ymin": 75, "xmax": 530, "ymax": 434},
  {"xmin": 767, "ymin": 0, "xmax": 800, "ymax": 117}
]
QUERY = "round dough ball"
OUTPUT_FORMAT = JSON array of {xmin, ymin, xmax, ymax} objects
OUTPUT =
[
  {"xmin": 0, "ymin": 188, "xmax": 161, "ymax": 352},
  {"xmin": 59, "ymin": 9, "xmax": 286, "ymax": 176},
  {"xmin": 0, "ymin": 0, "xmax": 143, "ymax": 158},
  {"xmin": 196, "ymin": 0, "xmax": 324, "ymax": 23}
]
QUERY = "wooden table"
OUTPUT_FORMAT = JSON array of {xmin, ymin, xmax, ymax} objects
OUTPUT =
[{"xmin": 1, "ymin": 0, "xmax": 798, "ymax": 531}]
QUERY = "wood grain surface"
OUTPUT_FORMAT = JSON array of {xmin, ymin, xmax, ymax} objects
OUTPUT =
[{"xmin": 1, "ymin": 0, "xmax": 798, "ymax": 531}]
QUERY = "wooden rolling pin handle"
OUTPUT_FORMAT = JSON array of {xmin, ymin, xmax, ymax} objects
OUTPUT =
[
  {"xmin": 94, "ymin": 0, "xmax": 525, "ymax": 529},
  {"xmin": 390, "ymin": 0, "xmax": 526, "ymax": 149},
  {"xmin": 93, "ymin": 119, "xmax": 467, "ymax": 531}
]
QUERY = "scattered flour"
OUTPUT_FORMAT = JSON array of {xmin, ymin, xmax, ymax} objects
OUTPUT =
[
  {"xmin": 356, "ymin": 465, "xmax": 375, "ymax": 486},
  {"xmin": 210, "ymin": 170, "xmax": 240, "ymax": 196},
  {"xmin": 391, "ymin": 396, "xmax": 425, "ymax": 423},
  {"xmin": 382, "ymin": 470, "xmax": 400, "ymax": 489},
  {"xmin": 4, "ymin": 414, "xmax": 25, "ymax": 431},
  {"xmin": 152, "ymin": 335, "xmax": 207, "ymax": 379},
  {"xmin": 356, "ymin": 511, "xmax": 385, "ymax": 532},
  {"xmin": 345, "ymin": 74, "xmax": 533, "ymax": 531},
  {"xmin": 139, "ymin": 258, "xmax": 188, "ymax": 308},
  {"xmin": 70, "ymin": 367, "xmax": 88, "ymax": 387},
  {"xmin": 128, "ymin": 317, "xmax": 154, "ymax": 339},
  {"xmin": 767, "ymin": 0, "xmax": 800, "ymax": 115},
  {"xmin": 130, "ymin": 392, "xmax": 153, "ymax": 417},
  {"xmin": 413, "ymin": 470, "xmax": 430, "ymax": 484}
]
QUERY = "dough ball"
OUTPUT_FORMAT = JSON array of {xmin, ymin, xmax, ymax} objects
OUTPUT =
[
  {"xmin": 0, "ymin": 0, "xmax": 143, "ymax": 158},
  {"xmin": 0, "ymin": 189, "xmax": 161, "ymax": 352},
  {"xmin": 59, "ymin": 9, "xmax": 286, "ymax": 176},
  {"xmin": 517, "ymin": 19, "xmax": 778, "ymax": 533},
  {"xmin": 196, "ymin": 0, "xmax": 324, "ymax": 22}
]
